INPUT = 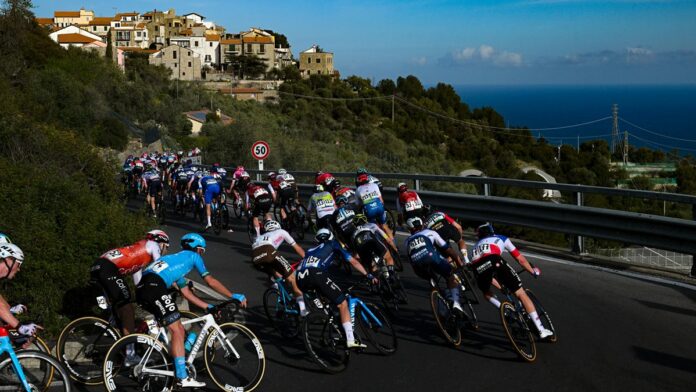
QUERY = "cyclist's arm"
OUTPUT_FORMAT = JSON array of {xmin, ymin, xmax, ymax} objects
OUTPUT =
[
  {"xmin": 0, "ymin": 294, "xmax": 20, "ymax": 328},
  {"xmin": 203, "ymin": 275, "xmax": 233, "ymax": 298},
  {"xmin": 186, "ymin": 176, "xmax": 194, "ymax": 191},
  {"xmin": 504, "ymin": 238, "xmax": 534, "ymax": 274},
  {"xmin": 178, "ymin": 284, "xmax": 210, "ymax": 310},
  {"xmin": 291, "ymin": 243, "xmax": 305, "ymax": 258}
]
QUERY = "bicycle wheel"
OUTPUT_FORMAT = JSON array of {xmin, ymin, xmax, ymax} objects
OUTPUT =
[
  {"xmin": 455, "ymin": 271, "xmax": 479, "ymax": 330},
  {"xmin": 391, "ymin": 272, "xmax": 409, "ymax": 305},
  {"xmin": 213, "ymin": 207, "xmax": 222, "ymax": 235},
  {"xmin": 301, "ymin": 311, "xmax": 349, "ymax": 374},
  {"xmin": 273, "ymin": 205, "xmax": 282, "ymax": 222},
  {"xmin": 389, "ymin": 245, "xmax": 404, "ymax": 272},
  {"xmin": 233, "ymin": 197, "xmax": 242, "ymax": 218},
  {"xmin": 55, "ymin": 316, "xmax": 120, "ymax": 385},
  {"xmin": 0, "ymin": 350, "xmax": 74, "ymax": 392},
  {"xmin": 525, "ymin": 289, "xmax": 557, "ymax": 343},
  {"xmin": 429, "ymin": 290, "xmax": 461, "ymax": 346},
  {"xmin": 499, "ymin": 301, "xmax": 537, "ymax": 362},
  {"xmin": 247, "ymin": 219, "xmax": 257, "ymax": 243},
  {"xmin": 357, "ymin": 302, "xmax": 397, "ymax": 355},
  {"xmin": 262, "ymin": 288, "xmax": 300, "ymax": 338},
  {"xmin": 292, "ymin": 211, "xmax": 305, "ymax": 240},
  {"xmin": 103, "ymin": 334, "xmax": 173, "ymax": 392},
  {"xmin": 10, "ymin": 332, "xmax": 51, "ymax": 354},
  {"xmin": 204, "ymin": 323, "xmax": 266, "ymax": 392},
  {"xmin": 221, "ymin": 204, "xmax": 230, "ymax": 230},
  {"xmin": 157, "ymin": 198, "xmax": 166, "ymax": 225}
]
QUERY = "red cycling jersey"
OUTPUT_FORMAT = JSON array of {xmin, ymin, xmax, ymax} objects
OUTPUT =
[
  {"xmin": 100, "ymin": 239, "xmax": 159, "ymax": 276},
  {"xmin": 247, "ymin": 184, "xmax": 270, "ymax": 201},
  {"xmin": 397, "ymin": 191, "xmax": 423, "ymax": 213}
]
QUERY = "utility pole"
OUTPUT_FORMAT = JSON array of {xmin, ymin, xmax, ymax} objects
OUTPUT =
[
  {"xmin": 623, "ymin": 130, "xmax": 629, "ymax": 166},
  {"xmin": 391, "ymin": 94, "xmax": 395, "ymax": 124},
  {"xmin": 611, "ymin": 104, "xmax": 620, "ymax": 155},
  {"xmin": 577, "ymin": 134, "xmax": 580, "ymax": 151}
]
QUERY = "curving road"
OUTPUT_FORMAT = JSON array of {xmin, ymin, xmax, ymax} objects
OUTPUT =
[{"xmin": 82, "ymin": 203, "xmax": 696, "ymax": 391}]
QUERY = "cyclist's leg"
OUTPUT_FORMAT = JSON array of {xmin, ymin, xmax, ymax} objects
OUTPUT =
[
  {"xmin": 472, "ymin": 260, "xmax": 500, "ymax": 308},
  {"xmin": 90, "ymin": 258, "xmax": 135, "ymax": 334}
]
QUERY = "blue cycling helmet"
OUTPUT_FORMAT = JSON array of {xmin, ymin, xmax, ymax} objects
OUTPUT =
[
  {"xmin": 181, "ymin": 233, "xmax": 206, "ymax": 251},
  {"xmin": 476, "ymin": 223, "xmax": 495, "ymax": 239},
  {"xmin": 0, "ymin": 233, "xmax": 11, "ymax": 244}
]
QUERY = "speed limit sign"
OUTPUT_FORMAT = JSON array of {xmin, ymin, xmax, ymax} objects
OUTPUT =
[{"xmin": 251, "ymin": 141, "xmax": 270, "ymax": 160}]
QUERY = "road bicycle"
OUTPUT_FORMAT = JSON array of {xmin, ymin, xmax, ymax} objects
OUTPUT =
[
  {"xmin": 102, "ymin": 299, "xmax": 265, "ymax": 392},
  {"xmin": 429, "ymin": 266, "xmax": 480, "ymax": 346},
  {"xmin": 496, "ymin": 264, "xmax": 557, "ymax": 362},
  {"xmin": 302, "ymin": 289, "xmax": 397, "ymax": 374},
  {"xmin": 274, "ymin": 202, "xmax": 305, "ymax": 240},
  {"xmin": 370, "ymin": 253, "xmax": 408, "ymax": 313},
  {"xmin": 0, "ymin": 326, "xmax": 74, "ymax": 391},
  {"xmin": 211, "ymin": 193, "xmax": 230, "ymax": 235},
  {"xmin": 262, "ymin": 277, "xmax": 302, "ymax": 338}
]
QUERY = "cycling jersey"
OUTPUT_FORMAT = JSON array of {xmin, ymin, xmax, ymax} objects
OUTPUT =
[
  {"xmin": 397, "ymin": 191, "xmax": 423, "ymax": 214},
  {"xmin": 356, "ymin": 183, "xmax": 387, "ymax": 224},
  {"xmin": 278, "ymin": 173, "xmax": 295, "ymax": 185},
  {"xmin": 297, "ymin": 240, "xmax": 352, "ymax": 272},
  {"xmin": 251, "ymin": 229, "xmax": 295, "ymax": 250},
  {"xmin": 232, "ymin": 168, "xmax": 246, "ymax": 180},
  {"xmin": 470, "ymin": 235, "xmax": 521, "ymax": 264},
  {"xmin": 308, "ymin": 192, "xmax": 336, "ymax": 219},
  {"xmin": 98, "ymin": 239, "xmax": 161, "ymax": 277},
  {"xmin": 405, "ymin": 229, "xmax": 452, "ymax": 278},
  {"xmin": 216, "ymin": 167, "xmax": 227, "ymax": 179},
  {"xmin": 142, "ymin": 170, "xmax": 160, "ymax": 184},
  {"xmin": 200, "ymin": 175, "xmax": 221, "ymax": 204},
  {"xmin": 331, "ymin": 206, "xmax": 358, "ymax": 244},
  {"xmin": 142, "ymin": 250, "xmax": 210, "ymax": 289}
]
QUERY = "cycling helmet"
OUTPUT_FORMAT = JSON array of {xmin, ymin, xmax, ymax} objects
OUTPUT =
[
  {"xmin": 210, "ymin": 167, "xmax": 218, "ymax": 174},
  {"xmin": 406, "ymin": 217, "xmax": 423, "ymax": 230},
  {"xmin": 0, "ymin": 244, "xmax": 24, "ymax": 263},
  {"xmin": 167, "ymin": 156, "xmax": 175, "ymax": 163},
  {"xmin": 181, "ymin": 233, "xmax": 206, "ymax": 251},
  {"xmin": 278, "ymin": 168, "xmax": 287, "ymax": 175},
  {"xmin": 146, "ymin": 229, "xmax": 170, "ymax": 245},
  {"xmin": 213, "ymin": 162, "xmax": 220, "ymax": 168},
  {"xmin": 397, "ymin": 182, "xmax": 408, "ymax": 193},
  {"xmin": 0, "ymin": 233, "xmax": 11, "ymax": 244},
  {"xmin": 356, "ymin": 167, "xmax": 369, "ymax": 175},
  {"xmin": 267, "ymin": 171, "xmax": 276, "ymax": 180},
  {"xmin": 236, "ymin": 165, "xmax": 245, "ymax": 171},
  {"xmin": 315, "ymin": 184, "xmax": 324, "ymax": 193},
  {"xmin": 264, "ymin": 220, "xmax": 281, "ymax": 232},
  {"xmin": 241, "ymin": 172, "xmax": 250, "ymax": 180},
  {"xmin": 335, "ymin": 195, "xmax": 348, "ymax": 206},
  {"xmin": 315, "ymin": 228, "xmax": 334, "ymax": 243},
  {"xmin": 353, "ymin": 214, "xmax": 368, "ymax": 226},
  {"xmin": 476, "ymin": 223, "xmax": 495, "ymax": 239},
  {"xmin": 356, "ymin": 174, "xmax": 369, "ymax": 186}
]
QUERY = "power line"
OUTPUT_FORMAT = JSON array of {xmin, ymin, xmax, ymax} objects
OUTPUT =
[
  {"xmin": 540, "ymin": 132, "xmax": 614, "ymax": 140},
  {"xmin": 619, "ymin": 117, "xmax": 696, "ymax": 143},
  {"xmin": 278, "ymin": 91, "xmax": 391, "ymax": 102},
  {"xmin": 628, "ymin": 132, "xmax": 696, "ymax": 153}
]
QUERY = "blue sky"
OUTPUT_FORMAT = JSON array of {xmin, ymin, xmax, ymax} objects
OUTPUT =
[{"xmin": 33, "ymin": 0, "xmax": 696, "ymax": 85}]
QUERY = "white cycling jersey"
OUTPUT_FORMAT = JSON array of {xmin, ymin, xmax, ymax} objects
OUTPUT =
[{"xmin": 252, "ymin": 229, "xmax": 296, "ymax": 250}]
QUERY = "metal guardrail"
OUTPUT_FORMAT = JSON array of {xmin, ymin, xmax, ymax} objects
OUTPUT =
[{"xmin": 204, "ymin": 167, "xmax": 695, "ymax": 275}]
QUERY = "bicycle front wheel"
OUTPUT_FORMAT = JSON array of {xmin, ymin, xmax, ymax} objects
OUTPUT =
[
  {"xmin": 357, "ymin": 303, "xmax": 397, "ymax": 355},
  {"xmin": 102, "ymin": 334, "xmax": 173, "ymax": 392},
  {"xmin": 429, "ymin": 290, "xmax": 461, "ymax": 346},
  {"xmin": 204, "ymin": 323, "xmax": 266, "ymax": 392},
  {"xmin": 0, "ymin": 350, "xmax": 74, "ymax": 392},
  {"xmin": 500, "ymin": 301, "xmax": 537, "ymax": 362},
  {"xmin": 55, "ymin": 316, "xmax": 120, "ymax": 385},
  {"xmin": 302, "ymin": 312, "xmax": 349, "ymax": 374}
]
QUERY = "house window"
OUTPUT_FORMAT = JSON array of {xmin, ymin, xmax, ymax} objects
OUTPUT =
[
  {"xmin": 173, "ymin": 63, "xmax": 177, "ymax": 67},
  {"xmin": 173, "ymin": 50, "xmax": 177, "ymax": 59},
  {"xmin": 209, "ymin": 42, "xmax": 213, "ymax": 47},
  {"xmin": 188, "ymin": 61, "xmax": 192, "ymax": 67},
  {"xmin": 137, "ymin": 32, "xmax": 141, "ymax": 37},
  {"xmin": 230, "ymin": 44, "xmax": 236, "ymax": 51},
  {"xmin": 307, "ymin": 57, "xmax": 311, "ymax": 64},
  {"xmin": 259, "ymin": 44, "xmax": 265, "ymax": 53},
  {"xmin": 316, "ymin": 58, "xmax": 321, "ymax": 63},
  {"xmin": 205, "ymin": 55, "xmax": 211, "ymax": 62},
  {"xmin": 194, "ymin": 41, "xmax": 198, "ymax": 47},
  {"xmin": 92, "ymin": 26, "xmax": 96, "ymax": 31},
  {"xmin": 183, "ymin": 72, "xmax": 186, "ymax": 76},
  {"xmin": 247, "ymin": 43, "xmax": 252, "ymax": 53}
]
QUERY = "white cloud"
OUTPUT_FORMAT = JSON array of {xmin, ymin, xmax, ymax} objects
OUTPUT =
[
  {"xmin": 411, "ymin": 56, "xmax": 428, "ymax": 66},
  {"xmin": 442, "ymin": 45, "xmax": 524, "ymax": 67}
]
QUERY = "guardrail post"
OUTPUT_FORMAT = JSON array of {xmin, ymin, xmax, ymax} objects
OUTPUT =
[
  {"xmin": 484, "ymin": 182, "xmax": 490, "ymax": 197},
  {"xmin": 572, "ymin": 191, "xmax": 584, "ymax": 255},
  {"xmin": 414, "ymin": 178, "xmax": 421, "ymax": 191}
]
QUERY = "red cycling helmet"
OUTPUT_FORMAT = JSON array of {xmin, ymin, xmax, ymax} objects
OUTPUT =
[
  {"xmin": 356, "ymin": 174, "xmax": 369, "ymax": 186},
  {"xmin": 397, "ymin": 182, "xmax": 408, "ymax": 193}
]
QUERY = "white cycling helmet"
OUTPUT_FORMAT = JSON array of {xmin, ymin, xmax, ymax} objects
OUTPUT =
[
  {"xmin": 264, "ymin": 220, "xmax": 281, "ymax": 232},
  {"xmin": 0, "ymin": 233, "xmax": 11, "ymax": 244},
  {"xmin": 0, "ymin": 244, "xmax": 24, "ymax": 263},
  {"xmin": 406, "ymin": 217, "xmax": 424, "ymax": 230},
  {"xmin": 278, "ymin": 168, "xmax": 287, "ymax": 175},
  {"xmin": 315, "ymin": 228, "xmax": 334, "ymax": 243}
]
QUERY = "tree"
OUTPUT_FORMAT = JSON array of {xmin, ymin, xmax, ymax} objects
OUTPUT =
[
  {"xmin": 225, "ymin": 53, "xmax": 267, "ymax": 79},
  {"xmin": 264, "ymin": 29, "xmax": 290, "ymax": 48},
  {"xmin": 376, "ymin": 79, "xmax": 396, "ymax": 95}
]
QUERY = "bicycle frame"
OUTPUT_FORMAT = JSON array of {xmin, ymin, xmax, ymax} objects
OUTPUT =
[
  {"xmin": 0, "ymin": 328, "xmax": 32, "ymax": 391},
  {"xmin": 272, "ymin": 277, "xmax": 300, "ymax": 316},
  {"xmin": 347, "ymin": 296, "xmax": 383, "ymax": 330},
  {"xmin": 137, "ymin": 314, "xmax": 240, "ymax": 378}
]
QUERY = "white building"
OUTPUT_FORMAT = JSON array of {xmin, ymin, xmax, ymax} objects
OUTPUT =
[{"xmin": 48, "ymin": 25, "xmax": 102, "ymax": 48}]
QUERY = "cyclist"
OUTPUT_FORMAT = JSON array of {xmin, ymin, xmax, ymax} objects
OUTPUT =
[
  {"xmin": 142, "ymin": 164, "xmax": 162, "ymax": 217},
  {"xmin": 136, "ymin": 233, "xmax": 246, "ymax": 388},
  {"xmin": 251, "ymin": 220, "xmax": 308, "ymax": 315},
  {"xmin": 296, "ymin": 229, "xmax": 377, "ymax": 349},
  {"xmin": 278, "ymin": 168, "xmax": 300, "ymax": 202},
  {"xmin": 307, "ymin": 184, "xmax": 336, "ymax": 230},
  {"xmin": 247, "ymin": 183, "xmax": 274, "ymax": 237},
  {"xmin": 0, "ymin": 244, "xmax": 41, "ymax": 340},
  {"xmin": 330, "ymin": 195, "xmax": 359, "ymax": 247},
  {"xmin": 200, "ymin": 168, "xmax": 222, "ymax": 231},
  {"xmin": 91, "ymin": 229, "xmax": 170, "ymax": 361},
  {"xmin": 470, "ymin": 223, "xmax": 552, "ymax": 339},
  {"xmin": 227, "ymin": 171, "xmax": 251, "ymax": 213},
  {"xmin": 333, "ymin": 185, "xmax": 361, "ymax": 211},
  {"xmin": 277, "ymin": 180, "xmax": 297, "ymax": 224},
  {"xmin": 356, "ymin": 173, "xmax": 394, "ymax": 242},
  {"xmin": 350, "ymin": 213, "xmax": 399, "ymax": 278},
  {"xmin": 357, "ymin": 168, "xmax": 383, "ymax": 193},
  {"xmin": 424, "ymin": 205, "xmax": 469, "ymax": 262},
  {"xmin": 396, "ymin": 182, "xmax": 424, "ymax": 223},
  {"xmin": 404, "ymin": 217, "xmax": 465, "ymax": 313}
]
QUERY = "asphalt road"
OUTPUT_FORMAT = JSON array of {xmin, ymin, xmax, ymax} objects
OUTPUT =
[{"xmin": 80, "ymin": 202, "xmax": 696, "ymax": 392}]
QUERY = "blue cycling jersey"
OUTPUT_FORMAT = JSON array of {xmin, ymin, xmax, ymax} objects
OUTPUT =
[
  {"xmin": 405, "ymin": 230, "xmax": 449, "ymax": 265},
  {"xmin": 200, "ymin": 175, "xmax": 219, "ymax": 190},
  {"xmin": 142, "ymin": 250, "xmax": 210, "ymax": 288},
  {"xmin": 297, "ymin": 240, "xmax": 352, "ymax": 272}
]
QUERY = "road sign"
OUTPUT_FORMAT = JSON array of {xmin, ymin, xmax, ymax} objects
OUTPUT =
[{"xmin": 251, "ymin": 141, "xmax": 270, "ymax": 160}]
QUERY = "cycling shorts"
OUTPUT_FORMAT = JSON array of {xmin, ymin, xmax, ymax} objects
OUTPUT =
[
  {"xmin": 135, "ymin": 273, "xmax": 181, "ymax": 327},
  {"xmin": 471, "ymin": 256, "xmax": 522, "ymax": 293},
  {"xmin": 251, "ymin": 245, "xmax": 294, "ymax": 278},
  {"xmin": 296, "ymin": 268, "xmax": 346, "ymax": 305},
  {"xmin": 363, "ymin": 202, "xmax": 387, "ymax": 225},
  {"xmin": 204, "ymin": 183, "xmax": 221, "ymax": 204},
  {"xmin": 90, "ymin": 258, "xmax": 132, "ymax": 308},
  {"xmin": 176, "ymin": 178, "xmax": 189, "ymax": 189},
  {"xmin": 190, "ymin": 181, "xmax": 199, "ymax": 191},
  {"xmin": 148, "ymin": 179, "xmax": 162, "ymax": 197},
  {"xmin": 410, "ymin": 252, "xmax": 452, "ymax": 281},
  {"xmin": 252, "ymin": 197, "xmax": 273, "ymax": 217},
  {"xmin": 316, "ymin": 215, "xmax": 332, "ymax": 230},
  {"xmin": 352, "ymin": 230, "xmax": 387, "ymax": 269},
  {"xmin": 434, "ymin": 224, "xmax": 462, "ymax": 243}
]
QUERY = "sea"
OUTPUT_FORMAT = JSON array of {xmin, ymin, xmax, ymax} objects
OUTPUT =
[{"xmin": 453, "ymin": 85, "xmax": 696, "ymax": 155}]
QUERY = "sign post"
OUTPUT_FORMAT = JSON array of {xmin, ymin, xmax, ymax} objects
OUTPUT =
[{"xmin": 251, "ymin": 141, "xmax": 270, "ymax": 181}]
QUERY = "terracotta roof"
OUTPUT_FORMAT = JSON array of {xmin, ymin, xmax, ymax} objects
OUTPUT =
[
  {"xmin": 35, "ymin": 18, "xmax": 53, "ymax": 26},
  {"xmin": 205, "ymin": 34, "xmax": 220, "ymax": 42},
  {"xmin": 58, "ymin": 33, "xmax": 97, "ymax": 44},
  {"xmin": 243, "ymin": 36, "xmax": 273, "ymax": 44},
  {"xmin": 220, "ymin": 38, "xmax": 242, "ymax": 45},
  {"xmin": 88, "ymin": 17, "xmax": 113, "ymax": 25},
  {"xmin": 136, "ymin": 23, "xmax": 147, "ymax": 29},
  {"xmin": 54, "ymin": 11, "xmax": 81, "ymax": 18},
  {"xmin": 180, "ymin": 28, "xmax": 193, "ymax": 36}
]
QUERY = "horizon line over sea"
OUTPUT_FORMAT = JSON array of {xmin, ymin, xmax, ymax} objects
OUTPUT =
[{"xmin": 449, "ymin": 84, "xmax": 696, "ymax": 156}]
